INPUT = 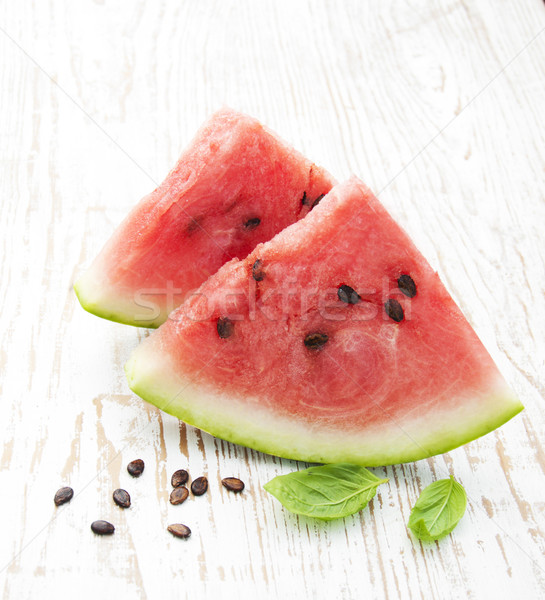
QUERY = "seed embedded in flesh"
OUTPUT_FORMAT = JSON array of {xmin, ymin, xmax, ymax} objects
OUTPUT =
[
  {"xmin": 222, "ymin": 477, "xmax": 245, "ymax": 493},
  {"xmin": 337, "ymin": 284, "xmax": 361, "ymax": 305},
  {"xmin": 191, "ymin": 476, "xmax": 208, "ymax": 496},
  {"xmin": 252, "ymin": 259, "xmax": 265, "ymax": 282},
  {"xmin": 171, "ymin": 469, "xmax": 189, "ymax": 488},
  {"xmin": 311, "ymin": 193, "xmax": 325, "ymax": 209},
  {"xmin": 167, "ymin": 524, "xmax": 191, "ymax": 539},
  {"xmin": 217, "ymin": 317, "xmax": 234, "ymax": 339},
  {"xmin": 113, "ymin": 489, "xmax": 131, "ymax": 508},
  {"xmin": 91, "ymin": 520, "xmax": 115, "ymax": 535},
  {"xmin": 127, "ymin": 459, "xmax": 145, "ymax": 477},
  {"xmin": 187, "ymin": 216, "xmax": 202, "ymax": 233},
  {"xmin": 384, "ymin": 299, "xmax": 404, "ymax": 322},
  {"xmin": 170, "ymin": 486, "xmax": 189, "ymax": 505},
  {"xmin": 304, "ymin": 332, "xmax": 329, "ymax": 350},
  {"xmin": 244, "ymin": 217, "xmax": 261, "ymax": 230},
  {"xmin": 301, "ymin": 191, "xmax": 308, "ymax": 206},
  {"xmin": 54, "ymin": 486, "xmax": 74, "ymax": 506},
  {"xmin": 397, "ymin": 274, "xmax": 417, "ymax": 298}
]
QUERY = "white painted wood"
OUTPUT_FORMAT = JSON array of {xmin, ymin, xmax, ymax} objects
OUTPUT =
[{"xmin": 1, "ymin": 0, "xmax": 544, "ymax": 598}]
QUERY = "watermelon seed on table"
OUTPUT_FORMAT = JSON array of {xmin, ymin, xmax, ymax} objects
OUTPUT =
[
  {"xmin": 221, "ymin": 477, "xmax": 245, "ymax": 493},
  {"xmin": 398, "ymin": 274, "xmax": 417, "ymax": 298},
  {"xmin": 91, "ymin": 520, "xmax": 115, "ymax": 535},
  {"xmin": 54, "ymin": 486, "xmax": 74, "ymax": 506},
  {"xmin": 338, "ymin": 284, "xmax": 361, "ymax": 305},
  {"xmin": 170, "ymin": 486, "xmax": 189, "ymax": 505},
  {"xmin": 304, "ymin": 332, "xmax": 329, "ymax": 350},
  {"xmin": 191, "ymin": 477, "xmax": 208, "ymax": 496},
  {"xmin": 127, "ymin": 459, "xmax": 145, "ymax": 477},
  {"xmin": 171, "ymin": 469, "xmax": 189, "ymax": 488},
  {"xmin": 217, "ymin": 317, "xmax": 234, "ymax": 339},
  {"xmin": 167, "ymin": 524, "xmax": 191, "ymax": 539},
  {"xmin": 113, "ymin": 489, "xmax": 131, "ymax": 508},
  {"xmin": 384, "ymin": 298, "xmax": 404, "ymax": 323}
]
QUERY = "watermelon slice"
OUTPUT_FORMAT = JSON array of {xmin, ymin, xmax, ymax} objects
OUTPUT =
[
  {"xmin": 125, "ymin": 177, "xmax": 522, "ymax": 466},
  {"xmin": 74, "ymin": 109, "xmax": 335, "ymax": 328}
]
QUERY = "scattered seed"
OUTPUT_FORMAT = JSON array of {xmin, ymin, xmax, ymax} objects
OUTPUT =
[
  {"xmin": 171, "ymin": 469, "xmax": 189, "ymax": 488},
  {"xmin": 222, "ymin": 477, "xmax": 245, "ymax": 493},
  {"xmin": 304, "ymin": 332, "xmax": 329, "ymax": 350},
  {"xmin": 127, "ymin": 459, "xmax": 145, "ymax": 477},
  {"xmin": 301, "ymin": 191, "xmax": 308, "ymax": 206},
  {"xmin": 54, "ymin": 486, "xmax": 74, "ymax": 506},
  {"xmin": 91, "ymin": 520, "xmax": 115, "ymax": 535},
  {"xmin": 252, "ymin": 259, "xmax": 265, "ymax": 282},
  {"xmin": 167, "ymin": 524, "xmax": 191, "ymax": 539},
  {"xmin": 170, "ymin": 486, "xmax": 189, "ymax": 505},
  {"xmin": 244, "ymin": 217, "xmax": 261, "ymax": 230},
  {"xmin": 397, "ymin": 274, "xmax": 417, "ymax": 298},
  {"xmin": 191, "ymin": 476, "xmax": 208, "ymax": 496},
  {"xmin": 337, "ymin": 284, "xmax": 361, "ymax": 305},
  {"xmin": 384, "ymin": 298, "xmax": 404, "ymax": 322},
  {"xmin": 217, "ymin": 317, "xmax": 234, "ymax": 339},
  {"xmin": 311, "ymin": 193, "xmax": 325, "ymax": 209},
  {"xmin": 113, "ymin": 489, "xmax": 131, "ymax": 508}
]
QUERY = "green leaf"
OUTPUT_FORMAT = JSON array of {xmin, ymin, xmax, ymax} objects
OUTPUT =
[
  {"xmin": 408, "ymin": 476, "xmax": 467, "ymax": 542},
  {"xmin": 263, "ymin": 463, "xmax": 388, "ymax": 521}
]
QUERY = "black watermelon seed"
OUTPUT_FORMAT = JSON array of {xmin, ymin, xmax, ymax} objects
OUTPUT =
[
  {"xmin": 311, "ymin": 193, "xmax": 325, "ymax": 209},
  {"xmin": 244, "ymin": 217, "xmax": 261, "ymax": 230},
  {"xmin": 171, "ymin": 469, "xmax": 189, "ymax": 488},
  {"xmin": 167, "ymin": 524, "xmax": 191, "ymax": 539},
  {"xmin": 252, "ymin": 259, "xmax": 265, "ymax": 282},
  {"xmin": 384, "ymin": 299, "xmax": 404, "ymax": 322},
  {"xmin": 170, "ymin": 486, "xmax": 189, "ymax": 505},
  {"xmin": 397, "ymin": 274, "xmax": 417, "ymax": 298},
  {"xmin": 217, "ymin": 317, "xmax": 234, "ymax": 339},
  {"xmin": 113, "ymin": 489, "xmax": 131, "ymax": 508},
  {"xmin": 301, "ymin": 191, "xmax": 309, "ymax": 206},
  {"xmin": 222, "ymin": 477, "xmax": 245, "ymax": 493},
  {"xmin": 54, "ymin": 486, "xmax": 74, "ymax": 506},
  {"xmin": 187, "ymin": 216, "xmax": 202, "ymax": 233},
  {"xmin": 191, "ymin": 476, "xmax": 208, "ymax": 496},
  {"xmin": 127, "ymin": 459, "xmax": 145, "ymax": 477},
  {"xmin": 91, "ymin": 520, "xmax": 115, "ymax": 535},
  {"xmin": 338, "ymin": 285, "xmax": 361, "ymax": 305},
  {"xmin": 304, "ymin": 332, "xmax": 329, "ymax": 350}
]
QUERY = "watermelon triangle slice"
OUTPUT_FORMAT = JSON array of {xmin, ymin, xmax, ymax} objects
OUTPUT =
[
  {"xmin": 74, "ymin": 109, "xmax": 335, "ymax": 328},
  {"xmin": 125, "ymin": 177, "xmax": 522, "ymax": 466}
]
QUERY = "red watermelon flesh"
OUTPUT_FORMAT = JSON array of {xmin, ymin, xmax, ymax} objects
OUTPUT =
[
  {"xmin": 74, "ymin": 109, "xmax": 335, "ymax": 328},
  {"xmin": 125, "ymin": 177, "xmax": 522, "ymax": 466}
]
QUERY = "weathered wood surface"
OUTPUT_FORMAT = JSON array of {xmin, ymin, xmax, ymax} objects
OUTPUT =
[{"xmin": 1, "ymin": 1, "xmax": 544, "ymax": 598}]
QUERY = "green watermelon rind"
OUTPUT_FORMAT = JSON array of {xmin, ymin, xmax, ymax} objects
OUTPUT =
[
  {"xmin": 125, "ymin": 347, "xmax": 523, "ymax": 466},
  {"xmin": 74, "ymin": 278, "xmax": 162, "ymax": 329}
]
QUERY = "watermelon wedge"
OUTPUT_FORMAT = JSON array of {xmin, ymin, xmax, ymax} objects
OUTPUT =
[
  {"xmin": 74, "ymin": 109, "xmax": 335, "ymax": 328},
  {"xmin": 125, "ymin": 177, "xmax": 522, "ymax": 466}
]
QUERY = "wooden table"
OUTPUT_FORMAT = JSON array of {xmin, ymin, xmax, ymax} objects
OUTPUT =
[{"xmin": 1, "ymin": 1, "xmax": 544, "ymax": 598}]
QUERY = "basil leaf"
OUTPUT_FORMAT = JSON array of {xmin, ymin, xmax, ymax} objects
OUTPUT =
[
  {"xmin": 408, "ymin": 476, "xmax": 467, "ymax": 542},
  {"xmin": 263, "ymin": 463, "xmax": 388, "ymax": 521}
]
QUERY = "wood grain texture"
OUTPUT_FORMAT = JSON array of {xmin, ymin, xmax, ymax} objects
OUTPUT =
[{"xmin": 1, "ymin": 0, "xmax": 544, "ymax": 598}]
